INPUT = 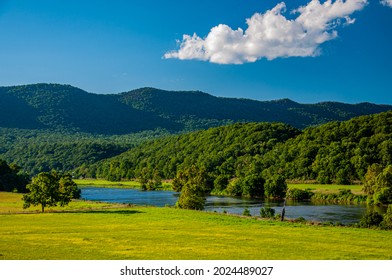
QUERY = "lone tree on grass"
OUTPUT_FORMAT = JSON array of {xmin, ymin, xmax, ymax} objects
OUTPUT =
[{"xmin": 23, "ymin": 172, "xmax": 80, "ymax": 213}]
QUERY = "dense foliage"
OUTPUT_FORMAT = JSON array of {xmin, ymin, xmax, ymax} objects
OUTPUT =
[
  {"xmin": 1, "ymin": 83, "xmax": 391, "ymax": 134},
  {"xmin": 120, "ymin": 87, "xmax": 392, "ymax": 130},
  {"xmin": 363, "ymin": 164, "xmax": 392, "ymax": 205},
  {"xmin": 0, "ymin": 128, "xmax": 169, "ymax": 175},
  {"xmin": 0, "ymin": 159, "xmax": 29, "ymax": 192},
  {"xmin": 262, "ymin": 111, "xmax": 392, "ymax": 184},
  {"xmin": 174, "ymin": 166, "xmax": 210, "ymax": 210},
  {"xmin": 22, "ymin": 171, "xmax": 80, "ymax": 212},
  {"xmin": 85, "ymin": 122, "xmax": 299, "ymax": 198},
  {"xmin": 0, "ymin": 84, "xmax": 178, "ymax": 134}
]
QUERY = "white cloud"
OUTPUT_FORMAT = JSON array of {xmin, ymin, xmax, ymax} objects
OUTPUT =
[
  {"xmin": 164, "ymin": 0, "xmax": 368, "ymax": 64},
  {"xmin": 381, "ymin": 0, "xmax": 392, "ymax": 8}
]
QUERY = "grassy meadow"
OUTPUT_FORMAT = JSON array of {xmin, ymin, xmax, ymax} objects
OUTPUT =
[
  {"xmin": 1, "ymin": 192, "xmax": 391, "ymax": 260},
  {"xmin": 74, "ymin": 179, "xmax": 172, "ymax": 190},
  {"xmin": 287, "ymin": 183, "xmax": 364, "ymax": 195}
]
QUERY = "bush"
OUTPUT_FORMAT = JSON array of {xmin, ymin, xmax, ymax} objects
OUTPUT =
[
  {"xmin": 381, "ymin": 205, "xmax": 392, "ymax": 230},
  {"xmin": 311, "ymin": 190, "xmax": 367, "ymax": 204},
  {"xmin": 294, "ymin": 217, "xmax": 306, "ymax": 223},
  {"xmin": 359, "ymin": 211, "xmax": 384, "ymax": 228},
  {"xmin": 260, "ymin": 207, "xmax": 275, "ymax": 218},
  {"xmin": 243, "ymin": 208, "xmax": 251, "ymax": 216},
  {"xmin": 287, "ymin": 188, "xmax": 314, "ymax": 200}
]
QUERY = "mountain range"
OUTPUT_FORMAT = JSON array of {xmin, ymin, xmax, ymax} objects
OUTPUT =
[{"xmin": 0, "ymin": 83, "xmax": 391, "ymax": 134}]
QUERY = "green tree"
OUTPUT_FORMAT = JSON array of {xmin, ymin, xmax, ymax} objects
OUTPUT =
[
  {"xmin": 138, "ymin": 167, "xmax": 149, "ymax": 191},
  {"xmin": 176, "ymin": 181, "xmax": 206, "ymax": 210},
  {"xmin": 363, "ymin": 164, "xmax": 383, "ymax": 195},
  {"xmin": 0, "ymin": 159, "xmax": 29, "ymax": 193},
  {"xmin": 264, "ymin": 174, "xmax": 287, "ymax": 199},
  {"xmin": 364, "ymin": 165, "xmax": 392, "ymax": 205},
  {"xmin": 22, "ymin": 172, "xmax": 80, "ymax": 212},
  {"xmin": 381, "ymin": 205, "xmax": 392, "ymax": 230},
  {"xmin": 175, "ymin": 166, "xmax": 210, "ymax": 210},
  {"xmin": 58, "ymin": 173, "xmax": 81, "ymax": 205},
  {"xmin": 240, "ymin": 174, "xmax": 265, "ymax": 198}
]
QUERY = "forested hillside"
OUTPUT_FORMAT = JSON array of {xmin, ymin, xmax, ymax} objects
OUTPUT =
[
  {"xmin": 0, "ymin": 84, "xmax": 179, "ymax": 134},
  {"xmin": 120, "ymin": 87, "xmax": 392, "ymax": 130},
  {"xmin": 82, "ymin": 122, "xmax": 300, "ymax": 180},
  {"xmin": 83, "ymin": 111, "xmax": 392, "ymax": 197},
  {"xmin": 0, "ymin": 128, "xmax": 169, "ymax": 175},
  {"xmin": 1, "ymin": 83, "xmax": 391, "ymax": 134},
  {"xmin": 263, "ymin": 111, "xmax": 392, "ymax": 184}
]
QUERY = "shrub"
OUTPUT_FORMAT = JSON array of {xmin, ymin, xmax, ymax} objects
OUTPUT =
[
  {"xmin": 359, "ymin": 211, "xmax": 383, "ymax": 228},
  {"xmin": 381, "ymin": 205, "xmax": 392, "ymax": 230},
  {"xmin": 260, "ymin": 207, "xmax": 275, "ymax": 218},
  {"xmin": 287, "ymin": 188, "xmax": 314, "ymax": 200},
  {"xmin": 243, "ymin": 208, "xmax": 251, "ymax": 216},
  {"xmin": 294, "ymin": 217, "xmax": 306, "ymax": 223}
]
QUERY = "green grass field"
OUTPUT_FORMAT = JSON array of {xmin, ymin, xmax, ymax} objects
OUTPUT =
[
  {"xmin": 1, "ymin": 192, "xmax": 391, "ymax": 260},
  {"xmin": 74, "ymin": 179, "xmax": 141, "ymax": 187},
  {"xmin": 287, "ymin": 183, "xmax": 364, "ymax": 195},
  {"xmin": 74, "ymin": 179, "xmax": 172, "ymax": 190}
]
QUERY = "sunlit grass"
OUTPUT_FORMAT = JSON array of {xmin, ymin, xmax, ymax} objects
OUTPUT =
[
  {"xmin": 74, "ymin": 179, "xmax": 141, "ymax": 187},
  {"xmin": 288, "ymin": 183, "xmax": 364, "ymax": 195},
  {"xmin": 1, "ymin": 192, "xmax": 391, "ymax": 260},
  {"xmin": 74, "ymin": 179, "xmax": 172, "ymax": 190},
  {"xmin": 0, "ymin": 192, "xmax": 118, "ymax": 213}
]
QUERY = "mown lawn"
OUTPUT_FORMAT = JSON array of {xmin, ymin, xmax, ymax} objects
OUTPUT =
[{"xmin": 1, "ymin": 192, "xmax": 390, "ymax": 260}]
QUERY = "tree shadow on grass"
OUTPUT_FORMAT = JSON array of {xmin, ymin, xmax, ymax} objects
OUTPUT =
[{"xmin": 75, "ymin": 209, "xmax": 145, "ymax": 215}]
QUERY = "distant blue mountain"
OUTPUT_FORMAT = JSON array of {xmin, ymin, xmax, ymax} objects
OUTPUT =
[{"xmin": 1, "ymin": 83, "xmax": 391, "ymax": 134}]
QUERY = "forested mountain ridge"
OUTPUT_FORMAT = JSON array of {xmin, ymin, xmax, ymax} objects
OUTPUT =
[
  {"xmin": 119, "ymin": 87, "xmax": 392, "ymax": 130},
  {"xmin": 1, "ymin": 83, "xmax": 391, "ymax": 134},
  {"xmin": 0, "ymin": 84, "xmax": 179, "ymax": 134}
]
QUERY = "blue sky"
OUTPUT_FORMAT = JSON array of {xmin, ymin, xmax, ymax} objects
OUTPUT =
[{"xmin": 0, "ymin": 0, "xmax": 391, "ymax": 104}]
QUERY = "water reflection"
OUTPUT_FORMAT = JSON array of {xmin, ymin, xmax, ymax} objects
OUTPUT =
[
  {"xmin": 81, "ymin": 187, "xmax": 368, "ymax": 224},
  {"xmin": 205, "ymin": 196, "xmax": 367, "ymax": 224}
]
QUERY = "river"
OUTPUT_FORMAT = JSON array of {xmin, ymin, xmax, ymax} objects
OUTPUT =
[{"xmin": 81, "ymin": 187, "xmax": 368, "ymax": 224}]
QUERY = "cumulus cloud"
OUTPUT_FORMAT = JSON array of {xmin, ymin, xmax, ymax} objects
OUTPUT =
[
  {"xmin": 164, "ymin": 0, "xmax": 368, "ymax": 64},
  {"xmin": 381, "ymin": 0, "xmax": 392, "ymax": 8}
]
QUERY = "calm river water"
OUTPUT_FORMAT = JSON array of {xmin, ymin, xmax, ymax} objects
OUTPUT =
[{"xmin": 81, "ymin": 187, "xmax": 368, "ymax": 224}]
